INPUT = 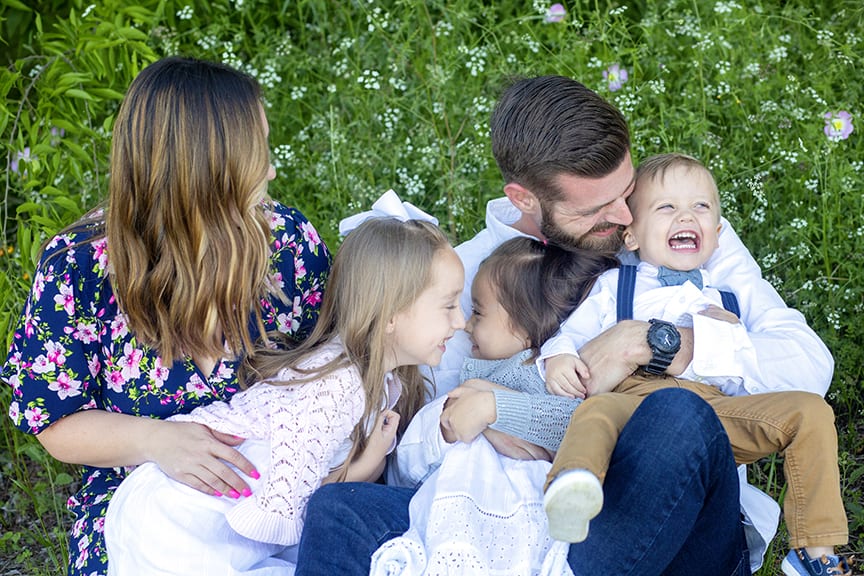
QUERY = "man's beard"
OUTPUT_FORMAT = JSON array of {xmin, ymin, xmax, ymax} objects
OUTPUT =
[{"xmin": 540, "ymin": 203, "xmax": 624, "ymax": 253}]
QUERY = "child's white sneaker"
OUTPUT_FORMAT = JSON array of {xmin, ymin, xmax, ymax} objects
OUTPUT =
[{"xmin": 543, "ymin": 469, "xmax": 603, "ymax": 543}]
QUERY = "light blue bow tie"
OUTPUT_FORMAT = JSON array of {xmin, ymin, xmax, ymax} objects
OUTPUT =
[{"xmin": 657, "ymin": 266, "xmax": 703, "ymax": 289}]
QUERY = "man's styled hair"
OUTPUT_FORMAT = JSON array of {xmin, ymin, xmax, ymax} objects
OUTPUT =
[
  {"xmin": 476, "ymin": 236, "xmax": 618, "ymax": 359},
  {"xmin": 250, "ymin": 217, "xmax": 451, "ymax": 480},
  {"xmin": 107, "ymin": 56, "xmax": 274, "ymax": 365},
  {"xmin": 490, "ymin": 75, "xmax": 631, "ymax": 203}
]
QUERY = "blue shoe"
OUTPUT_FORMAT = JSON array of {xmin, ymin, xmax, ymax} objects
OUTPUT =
[{"xmin": 781, "ymin": 548, "xmax": 853, "ymax": 576}]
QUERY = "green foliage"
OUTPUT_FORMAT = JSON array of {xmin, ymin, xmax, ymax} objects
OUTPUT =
[{"xmin": 1, "ymin": 0, "xmax": 862, "ymax": 573}]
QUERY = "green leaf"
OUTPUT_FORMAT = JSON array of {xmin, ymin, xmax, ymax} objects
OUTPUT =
[
  {"xmin": 54, "ymin": 472, "xmax": 75, "ymax": 486},
  {"xmin": 115, "ymin": 27, "xmax": 149, "ymax": 42},
  {"xmin": 64, "ymin": 88, "xmax": 96, "ymax": 101}
]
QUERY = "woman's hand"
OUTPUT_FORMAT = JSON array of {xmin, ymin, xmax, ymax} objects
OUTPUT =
[
  {"xmin": 35, "ymin": 410, "xmax": 257, "ymax": 498},
  {"xmin": 148, "ymin": 420, "xmax": 258, "ymax": 498}
]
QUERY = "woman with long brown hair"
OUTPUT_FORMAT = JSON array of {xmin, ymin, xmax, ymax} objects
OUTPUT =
[{"xmin": 1, "ymin": 56, "xmax": 331, "ymax": 575}]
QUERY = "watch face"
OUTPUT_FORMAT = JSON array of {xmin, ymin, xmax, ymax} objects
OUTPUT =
[{"xmin": 650, "ymin": 323, "xmax": 681, "ymax": 354}]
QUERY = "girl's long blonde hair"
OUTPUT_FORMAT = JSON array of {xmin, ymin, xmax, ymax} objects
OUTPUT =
[
  {"xmin": 106, "ymin": 57, "xmax": 274, "ymax": 364},
  {"xmin": 248, "ymin": 218, "xmax": 450, "ymax": 481}
]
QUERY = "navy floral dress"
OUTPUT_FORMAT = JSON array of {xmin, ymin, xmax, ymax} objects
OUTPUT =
[{"xmin": 2, "ymin": 201, "xmax": 330, "ymax": 575}]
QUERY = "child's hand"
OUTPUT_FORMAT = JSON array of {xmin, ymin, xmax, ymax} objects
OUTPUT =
[
  {"xmin": 545, "ymin": 353, "xmax": 590, "ymax": 399},
  {"xmin": 365, "ymin": 409, "xmax": 400, "ymax": 460},
  {"xmin": 698, "ymin": 305, "xmax": 740, "ymax": 325},
  {"xmin": 343, "ymin": 409, "xmax": 400, "ymax": 483},
  {"xmin": 440, "ymin": 387, "xmax": 495, "ymax": 444}
]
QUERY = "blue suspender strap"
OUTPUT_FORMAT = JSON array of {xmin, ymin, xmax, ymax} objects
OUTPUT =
[
  {"xmin": 616, "ymin": 264, "xmax": 637, "ymax": 322},
  {"xmin": 720, "ymin": 290, "xmax": 740, "ymax": 317},
  {"xmin": 618, "ymin": 263, "xmax": 740, "ymax": 320}
]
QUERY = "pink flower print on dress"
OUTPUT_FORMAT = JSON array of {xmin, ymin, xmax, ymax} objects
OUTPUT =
[
  {"xmin": 24, "ymin": 406, "xmax": 47, "ymax": 429},
  {"xmin": 92, "ymin": 238, "xmax": 109, "ymax": 271},
  {"xmin": 88, "ymin": 354, "xmax": 101, "ymax": 378},
  {"xmin": 22, "ymin": 303, "xmax": 38, "ymax": 339},
  {"xmin": 149, "ymin": 357, "xmax": 169, "ymax": 388},
  {"xmin": 294, "ymin": 254, "xmax": 308, "ymax": 281},
  {"xmin": 824, "ymin": 111, "xmax": 854, "ymax": 141},
  {"xmin": 54, "ymin": 281, "xmax": 76, "ymax": 315},
  {"xmin": 46, "ymin": 340, "xmax": 67, "ymax": 367},
  {"xmin": 119, "ymin": 343, "xmax": 144, "ymax": 380},
  {"xmin": 105, "ymin": 369, "xmax": 126, "ymax": 393},
  {"xmin": 215, "ymin": 363, "xmax": 234, "ymax": 381},
  {"xmin": 31, "ymin": 354, "xmax": 56, "ymax": 374},
  {"xmin": 277, "ymin": 310, "xmax": 301, "ymax": 334},
  {"xmin": 49, "ymin": 371, "xmax": 82, "ymax": 400},
  {"xmin": 8, "ymin": 401, "xmax": 20, "ymax": 423},
  {"xmin": 110, "ymin": 315, "xmax": 129, "ymax": 340},
  {"xmin": 72, "ymin": 321, "xmax": 99, "ymax": 344},
  {"xmin": 268, "ymin": 210, "xmax": 287, "ymax": 230},
  {"xmin": 603, "ymin": 63, "xmax": 629, "ymax": 92},
  {"xmin": 304, "ymin": 288, "xmax": 323, "ymax": 307},
  {"xmin": 300, "ymin": 220, "xmax": 322, "ymax": 247},
  {"xmin": 186, "ymin": 373, "xmax": 209, "ymax": 397}
]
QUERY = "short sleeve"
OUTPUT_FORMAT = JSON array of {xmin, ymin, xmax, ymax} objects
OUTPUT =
[
  {"xmin": 261, "ymin": 202, "xmax": 331, "ymax": 341},
  {"xmin": 3, "ymin": 233, "xmax": 106, "ymax": 434}
]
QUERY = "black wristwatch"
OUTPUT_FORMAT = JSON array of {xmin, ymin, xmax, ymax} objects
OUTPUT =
[{"xmin": 642, "ymin": 319, "xmax": 681, "ymax": 375}]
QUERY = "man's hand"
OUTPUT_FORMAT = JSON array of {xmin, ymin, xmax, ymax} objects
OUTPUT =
[
  {"xmin": 544, "ymin": 353, "xmax": 590, "ymax": 399},
  {"xmin": 440, "ymin": 387, "xmax": 496, "ymax": 444}
]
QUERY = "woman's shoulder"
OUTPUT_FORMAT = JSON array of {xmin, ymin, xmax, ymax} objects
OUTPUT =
[
  {"xmin": 264, "ymin": 200, "xmax": 328, "ymax": 258},
  {"xmin": 38, "ymin": 217, "xmax": 108, "ymax": 279}
]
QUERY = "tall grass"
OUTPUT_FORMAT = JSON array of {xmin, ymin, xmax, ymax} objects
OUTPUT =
[{"xmin": 1, "ymin": 1, "xmax": 861, "ymax": 573}]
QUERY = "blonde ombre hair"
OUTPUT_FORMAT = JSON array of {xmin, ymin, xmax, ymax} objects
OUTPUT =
[
  {"xmin": 248, "ymin": 218, "xmax": 450, "ymax": 481},
  {"xmin": 107, "ymin": 57, "xmax": 274, "ymax": 365}
]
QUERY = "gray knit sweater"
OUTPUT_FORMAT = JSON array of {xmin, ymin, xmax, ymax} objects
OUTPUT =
[{"xmin": 460, "ymin": 350, "xmax": 583, "ymax": 452}]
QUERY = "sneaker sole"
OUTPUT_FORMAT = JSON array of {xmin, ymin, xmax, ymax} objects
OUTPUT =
[
  {"xmin": 779, "ymin": 556, "xmax": 800, "ymax": 575},
  {"xmin": 543, "ymin": 471, "xmax": 604, "ymax": 543}
]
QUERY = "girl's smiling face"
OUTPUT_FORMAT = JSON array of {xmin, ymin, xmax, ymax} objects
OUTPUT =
[
  {"xmin": 465, "ymin": 270, "xmax": 530, "ymax": 361},
  {"xmin": 386, "ymin": 247, "xmax": 465, "ymax": 370}
]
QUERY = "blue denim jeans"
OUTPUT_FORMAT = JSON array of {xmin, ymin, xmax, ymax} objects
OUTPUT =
[{"xmin": 295, "ymin": 388, "xmax": 750, "ymax": 576}]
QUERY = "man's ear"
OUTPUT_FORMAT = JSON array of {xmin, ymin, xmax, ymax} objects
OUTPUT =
[
  {"xmin": 623, "ymin": 227, "xmax": 640, "ymax": 252},
  {"xmin": 503, "ymin": 182, "xmax": 539, "ymax": 215}
]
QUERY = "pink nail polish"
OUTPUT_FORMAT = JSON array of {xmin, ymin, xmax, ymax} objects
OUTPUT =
[
  {"xmin": 213, "ymin": 491, "xmax": 223, "ymax": 498},
  {"xmin": 250, "ymin": 469, "xmax": 261, "ymax": 480},
  {"xmin": 241, "ymin": 488, "xmax": 252, "ymax": 498},
  {"xmin": 229, "ymin": 489, "xmax": 241, "ymax": 499}
]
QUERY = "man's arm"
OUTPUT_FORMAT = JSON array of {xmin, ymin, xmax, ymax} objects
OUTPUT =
[
  {"xmin": 577, "ymin": 320, "xmax": 694, "ymax": 396},
  {"xmin": 705, "ymin": 219, "xmax": 833, "ymax": 395}
]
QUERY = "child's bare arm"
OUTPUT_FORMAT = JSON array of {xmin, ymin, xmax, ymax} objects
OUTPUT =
[{"xmin": 544, "ymin": 353, "xmax": 590, "ymax": 399}]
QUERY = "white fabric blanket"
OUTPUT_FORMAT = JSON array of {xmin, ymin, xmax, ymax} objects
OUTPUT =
[{"xmin": 371, "ymin": 437, "xmax": 573, "ymax": 576}]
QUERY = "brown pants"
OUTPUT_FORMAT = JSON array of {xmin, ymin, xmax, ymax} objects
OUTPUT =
[{"xmin": 547, "ymin": 374, "xmax": 848, "ymax": 548}]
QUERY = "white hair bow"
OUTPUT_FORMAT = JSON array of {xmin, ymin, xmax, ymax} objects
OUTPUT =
[{"xmin": 338, "ymin": 189, "xmax": 439, "ymax": 236}]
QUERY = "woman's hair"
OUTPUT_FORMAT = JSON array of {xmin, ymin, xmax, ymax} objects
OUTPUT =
[
  {"xmin": 106, "ymin": 56, "xmax": 274, "ymax": 365},
  {"xmin": 476, "ymin": 237, "xmax": 618, "ymax": 360},
  {"xmin": 248, "ymin": 217, "xmax": 452, "ymax": 481}
]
